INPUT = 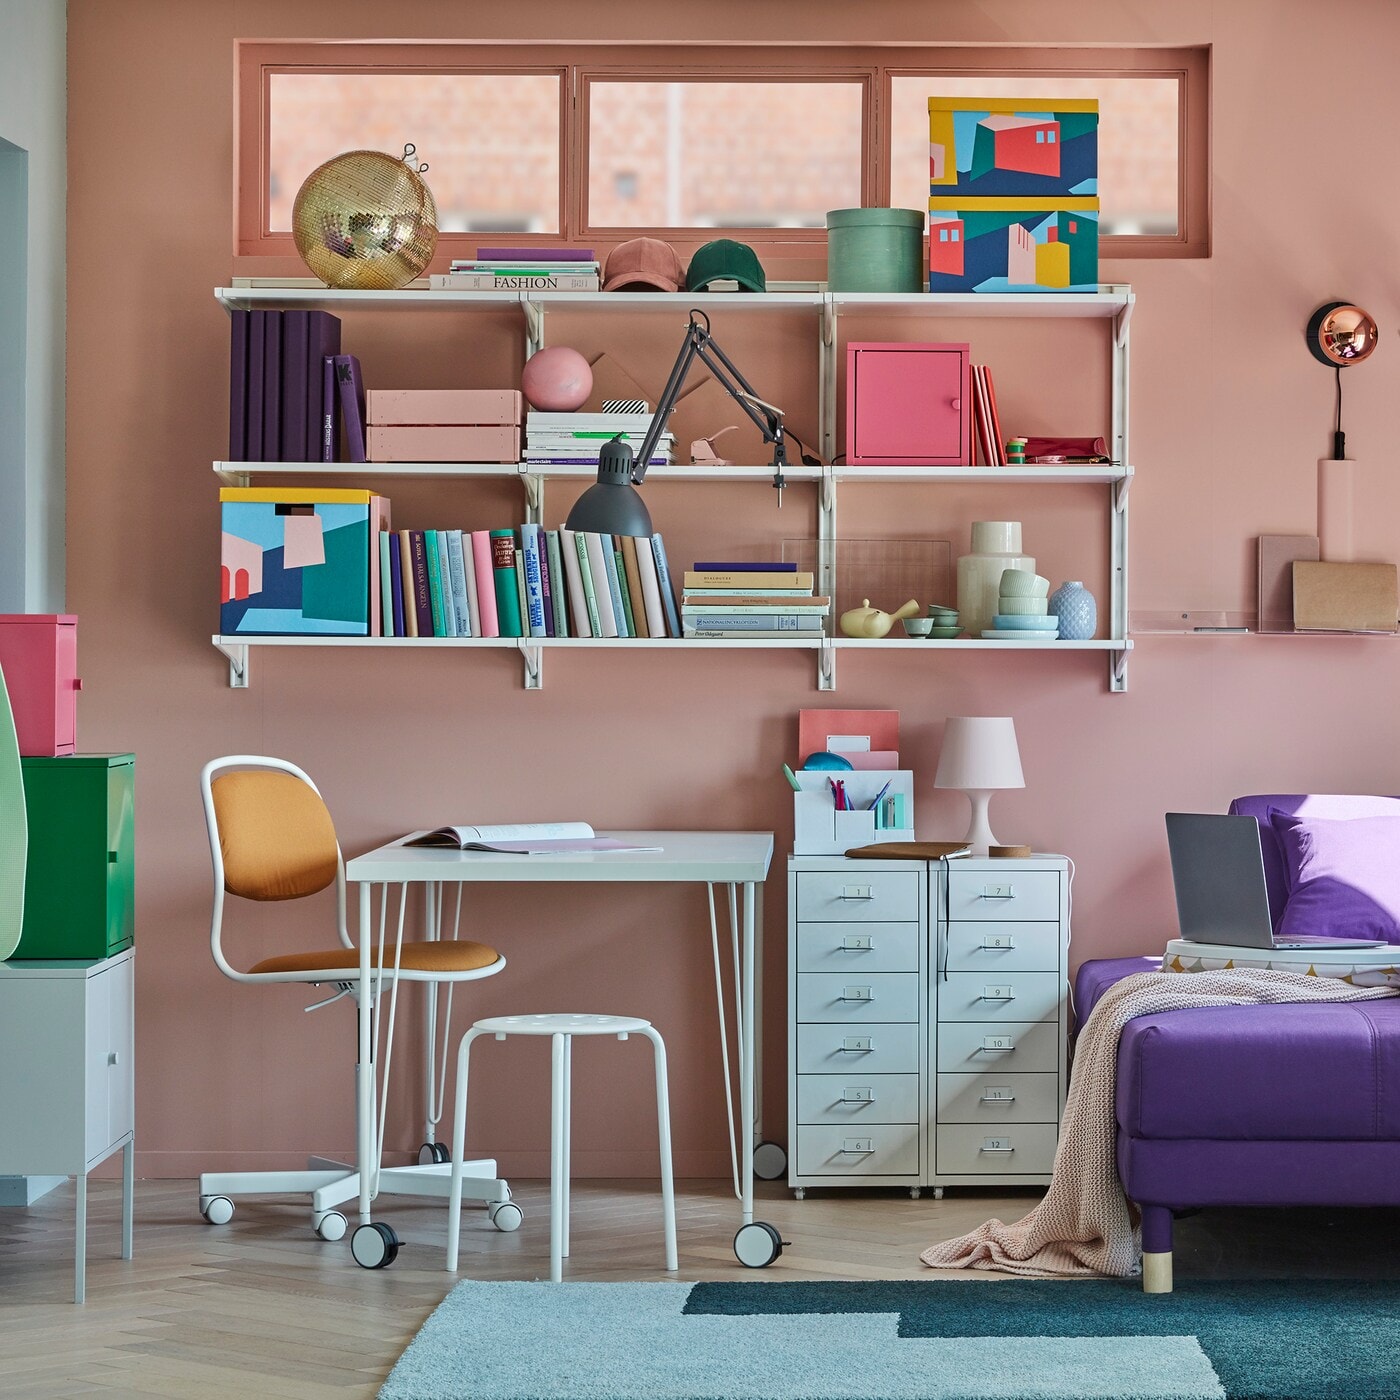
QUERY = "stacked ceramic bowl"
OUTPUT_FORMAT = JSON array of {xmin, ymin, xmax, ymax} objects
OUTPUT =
[
  {"xmin": 925, "ymin": 603, "xmax": 962, "ymax": 639},
  {"xmin": 984, "ymin": 570, "xmax": 1058, "ymax": 640}
]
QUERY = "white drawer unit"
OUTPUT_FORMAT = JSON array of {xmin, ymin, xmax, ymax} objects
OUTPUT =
[{"xmin": 789, "ymin": 854, "xmax": 1068, "ymax": 1197}]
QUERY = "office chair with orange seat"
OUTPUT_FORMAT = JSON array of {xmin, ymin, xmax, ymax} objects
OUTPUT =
[{"xmin": 196, "ymin": 755, "xmax": 522, "ymax": 1268}]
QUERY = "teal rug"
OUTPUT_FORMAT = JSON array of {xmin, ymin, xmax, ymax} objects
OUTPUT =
[{"xmin": 379, "ymin": 1277, "xmax": 1400, "ymax": 1399}]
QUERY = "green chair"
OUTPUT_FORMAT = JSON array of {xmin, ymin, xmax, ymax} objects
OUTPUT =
[{"xmin": 0, "ymin": 661, "xmax": 26, "ymax": 959}]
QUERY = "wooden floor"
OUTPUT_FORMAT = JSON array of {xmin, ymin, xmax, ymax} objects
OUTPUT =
[{"xmin": 3, "ymin": 1177, "xmax": 1399, "ymax": 1398}]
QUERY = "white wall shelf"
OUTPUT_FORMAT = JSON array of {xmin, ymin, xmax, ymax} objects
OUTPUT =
[{"xmin": 213, "ymin": 285, "xmax": 1133, "ymax": 692}]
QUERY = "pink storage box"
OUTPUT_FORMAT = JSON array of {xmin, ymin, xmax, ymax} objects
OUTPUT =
[
  {"xmin": 0, "ymin": 614, "xmax": 79, "ymax": 757},
  {"xmin": 366, "ymin": 389, "xmax": 522, "ymax": 427},
  {"xmin": 367, "ymin": 424, "xmax": 521, "ymax": 463},
  {"xmin": 846, "ymin": 342, "xmax": 970, "ymax": 466}
]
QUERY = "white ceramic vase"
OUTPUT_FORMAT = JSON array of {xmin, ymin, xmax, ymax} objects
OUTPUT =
[{"xmin": 956, "ymin": 522, "xmax": 1034, "ymax": 637}]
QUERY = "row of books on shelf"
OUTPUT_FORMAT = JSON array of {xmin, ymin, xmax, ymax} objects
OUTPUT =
[
  {"xmin": 217, "ymin": 486, "xmax": 832, "ymax": 641},
  {"xmin": 429, "ymin": 246, "xmax": 601, "ymax": 292}
]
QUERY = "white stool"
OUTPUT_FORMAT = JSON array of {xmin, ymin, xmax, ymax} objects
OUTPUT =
[{"xmin": 446, "ymin": 1013, "xmax": 677, "ymax": 1282}]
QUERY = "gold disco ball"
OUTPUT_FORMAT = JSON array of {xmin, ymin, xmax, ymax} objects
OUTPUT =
[{"xmin": 292, "ymin": 144, "xmax": 438, "ymax": 291}]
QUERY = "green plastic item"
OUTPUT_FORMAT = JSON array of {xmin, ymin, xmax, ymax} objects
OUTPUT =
[
  {"xmin": 15, "ymin": 753, "xmax": 134, "ymax": 960},
  {"xmin": 825, "ymin": 208, "xmax": 926, "ymax": 293},
  {"xmin": 0, "ymin": 663, "xmax": 26, "ymax": 959}
]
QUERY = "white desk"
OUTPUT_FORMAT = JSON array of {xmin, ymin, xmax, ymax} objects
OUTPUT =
[{"xmin": 343, "ymin": 830, "xmax": 778, "ymax": 1266}]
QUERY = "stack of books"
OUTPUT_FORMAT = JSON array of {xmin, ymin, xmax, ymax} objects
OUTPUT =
[
  {"xmin": 680, "ymin": 564, "xmax": 830, "ymax": 638},
  {"xmin": 429, "ymin": 247, "xmax": 600, "ymax": 292},
  {"xmin": 228, "ymin": 309, "xmax": 343, "ymax": 462},
  {"xmin": 374, "ymin": 526, "xmax": 685, "ymax": 641},
  {"xmin": 525, "ymin": 409, "xmax": 672, "ymax": 468}
]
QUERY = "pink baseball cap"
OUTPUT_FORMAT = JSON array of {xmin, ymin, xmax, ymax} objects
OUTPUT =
[{"xmin": 602, "ymin": 237, "xmax": 685, "ymax": 293}]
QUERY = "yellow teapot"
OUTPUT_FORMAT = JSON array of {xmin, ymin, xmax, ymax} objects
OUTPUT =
[{"xmin": 839, "ymin": 597, "xmax": 921, "ymax": 639}]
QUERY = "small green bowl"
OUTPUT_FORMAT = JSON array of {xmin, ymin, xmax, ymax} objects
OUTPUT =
[
  {"xmin": 902, "ymin": 617, "xmax": 936, "ymax": 637},
  {"xmin": 927, "ymin": 605, "xmax": 959, "ymax": 619},
  {"xmin": 928, "ymin": 625, "xmax": 964, "ymax": 639}
]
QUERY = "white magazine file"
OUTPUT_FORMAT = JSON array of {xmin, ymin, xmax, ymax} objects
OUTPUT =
[{"xmin": 793, "ymin": 768, "xmax": 914, "ymax": 855}]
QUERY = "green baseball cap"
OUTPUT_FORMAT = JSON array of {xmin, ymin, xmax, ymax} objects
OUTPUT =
[{"xmin": 686, "ymin": 238, "xmax": 767, "ymax": 293}]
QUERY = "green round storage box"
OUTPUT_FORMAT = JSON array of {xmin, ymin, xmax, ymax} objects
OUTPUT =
[{"xmin": 826, "ymin": 208, "xmax": 925, "ymax": 293}]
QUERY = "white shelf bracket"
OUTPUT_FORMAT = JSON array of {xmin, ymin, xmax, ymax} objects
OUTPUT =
[
  {"xmin": 1110, "ymin": 645, "xmax": 1130, "ymax": 693},
  {"xmin": 821, "ymin": 300, "xmax": 836, "ymax": 349},
  {"xmin": 817, "ymin": 637, "xmax": 836, "ymax": 692},
  {"xmin": 820, "ymin": 464, "xmax": 835, "ymax": 516},
  {"xmin": 518, "ymin": 639, "xmax": 543, "ymax": 690},
  {"xmin": 216, "ymin": 641, "xmax": 249, "ymax": 689},
  {"xmin": 521, "ymin": 470, "xmax": 544, "ymax": 521},
  {"xmin": 1114, "ymin": 298, "xmax": 1134, "ymax": 349},
  {"xmin": 523, "ymin": 298, "xmax": 544, "ymax": 358},
  {"xmin": 1113, "ymin": 473, "xmax": 1133, "ymax": 513}
]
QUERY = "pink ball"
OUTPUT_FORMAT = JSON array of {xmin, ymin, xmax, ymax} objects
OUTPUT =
[{"xmin": 520, "ymin": 346, "xmax": 594, "ymax": 411}]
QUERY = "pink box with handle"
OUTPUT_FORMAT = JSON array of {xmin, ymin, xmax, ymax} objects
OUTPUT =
[
  {"xmin": 846, "ymin": 342, "xmax": 970, "ymax": 466},
  {"xmin": 0, "ymin": 614, "xmax": 79, "ymax": 756},
  {"xmin": 367, "ymin": 424, "xmax": 521, "ymax": 463},
  {"xmin": 365, "ymin": 389, "xmax": 522, "ymax": 427}
]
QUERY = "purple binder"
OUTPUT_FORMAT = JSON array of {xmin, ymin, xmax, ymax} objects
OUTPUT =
[
  {"xmin": 228, "ymin": 309, "xmax": 249, "ymax": 461},
  {"xmin": 263, "ymin": 311, "xmax": 282, "ymax": 461},
  {"xmin": 333, "ymin": 354, "xmax": 366, "ymax": 463},
  {"xmin": 280, "ymin": 310, "xmax": 309, "ymax": 465},
  {"xmin": 388, "ymin": 530, "xmax": 405, "ymax": 637},
  {"xmin": 306, "ymin": 311, "xmax": 341, "ymax": 462},
  {"xmin": 246, "ymin": 310, "xmax": 267, "ymax": 461}
]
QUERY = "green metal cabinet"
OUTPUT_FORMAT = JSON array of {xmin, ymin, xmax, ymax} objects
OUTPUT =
[{"xmin": 15, "ymin": 754, "xmax": 134, "ymax": 959}]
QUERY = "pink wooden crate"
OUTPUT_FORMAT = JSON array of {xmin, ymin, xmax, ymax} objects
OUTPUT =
[
  {"xmin": 365, "ymin": 389, "xmax": 522, "ymax": 426},
  {"xmin": 846, "ymin": 342, "xmax": 971, "ymax": 466},
  {"xmin": 367, "ymin": 424, "xmax": 521, "ymax": 464},
  {"xmin": 0, "ymin": 615, "xmax": 79, "ymax": 757}
]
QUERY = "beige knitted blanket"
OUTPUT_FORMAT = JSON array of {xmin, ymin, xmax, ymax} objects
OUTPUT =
[{"xmin": 920, "ymin": 967, "xmax": 1399, "ymax": 1277}]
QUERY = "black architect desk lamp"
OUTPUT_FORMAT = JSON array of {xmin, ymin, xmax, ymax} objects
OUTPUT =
[{"xmin": 564, "ymin": 309, "xmax": 791, "ymax": 537}]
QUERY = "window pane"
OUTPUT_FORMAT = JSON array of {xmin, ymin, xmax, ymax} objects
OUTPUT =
[
  {"xmin": 890, "ymin": 75, "xmax": 1179, "ymax": 237},
  {"xmin": 588, "ymin": 81, "xmax": 862, "ymax": 228},
  {"xmin": 268, "ymin": 73, "xmax": 561, "ymax": 234}
]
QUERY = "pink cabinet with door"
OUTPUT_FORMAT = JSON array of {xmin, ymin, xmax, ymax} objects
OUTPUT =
[
  {"xmin": 0, "ymin": 615, "xmax": 79, "ymax": 757},
  {"xmin": 845, "ymin": 342, "xmax": 971, "ymax": 466}
]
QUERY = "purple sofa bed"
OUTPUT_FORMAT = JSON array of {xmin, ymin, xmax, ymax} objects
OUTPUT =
[{"xmin": 1074, "ymin": 794, "xmax": 1400, "ymax": 1293}]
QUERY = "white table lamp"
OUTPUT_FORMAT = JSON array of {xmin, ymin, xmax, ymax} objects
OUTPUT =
[{"xmin": 934, "ymin": 716, "xmax": 1024, "ymax": 855}]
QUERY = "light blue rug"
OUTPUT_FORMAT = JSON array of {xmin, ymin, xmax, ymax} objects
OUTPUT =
[{"xmin": 380, "ymin": 1279, "xmax": 1227, "ymax": 1400}]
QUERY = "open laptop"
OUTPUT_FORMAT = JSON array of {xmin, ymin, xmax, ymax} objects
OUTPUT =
[{"xmin": 1165, "ymin": 812, "xmax": 1388, "ymax": 949}]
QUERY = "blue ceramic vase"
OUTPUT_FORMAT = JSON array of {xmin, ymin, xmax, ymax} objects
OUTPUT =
[{"xmin": 1049, "ymin": 581, "xmax": 1096, "ymax": 641}]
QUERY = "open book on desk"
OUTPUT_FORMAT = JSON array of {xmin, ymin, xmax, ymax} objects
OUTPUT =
[{"xmin": 405, "ymin": 822, "xmax": 662, "ymax": 855}]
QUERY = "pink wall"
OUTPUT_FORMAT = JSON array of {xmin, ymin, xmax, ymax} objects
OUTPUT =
[{"xmin": 67, "ymin": 0, "xmax": 1400, "ymax": 1177}]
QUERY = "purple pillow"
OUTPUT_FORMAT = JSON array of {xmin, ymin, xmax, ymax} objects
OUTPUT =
[{"xmin": 1270, "ymin": 810, "xmax": 1400, "ymax": 943}]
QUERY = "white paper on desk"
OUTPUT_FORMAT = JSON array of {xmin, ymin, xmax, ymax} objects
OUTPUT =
[
  {"xmin": 828, "ymin": 735, "xmax": 871, "ymax": 752},
  {"xmin": 405, "ymin": 823, "xmax": 661, "ymax": 854},
  {"xmin": 471, "ymin": 838, "xmax": 663, "ymax": 855}
]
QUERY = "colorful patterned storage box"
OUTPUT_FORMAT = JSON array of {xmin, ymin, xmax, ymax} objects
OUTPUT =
[{"xmin": 928, "ymin": 197, "xmax": 1099, "ymax": 292}]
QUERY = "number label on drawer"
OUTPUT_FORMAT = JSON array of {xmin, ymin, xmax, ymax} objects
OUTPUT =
[
  {"xmin": 982, "ymin": 934, "xmax": 1016, "ymax": 950},
  {"xmin": 980, "ymin": 1086, "xmax": 1015, "ymax": 1103},
  {"xmin": 841, "ymin": 1086, "xmax": 874, "ymax": 1103},
  {"xmin": 841, "ymin": 934, "xmax": 874, "ymax": 951},
  {"xmin": 841, "ymin": 1137, "xmax": 874, "ymax": 1155},
  {"xmin": 981, "ymin": 1033, "xmax": 1016, "ymax": 1052},
  {"xmin": 840, "ymin": 985, "xmax": 874, "ymax": 1002},
  {"xmin": 841, "ymin": 885, "xmax": 873, "ymax": 900},
  {"xmin": 842, "ymin": 1036, "xmax": 873, "ymax": 1053},
  {"xmin": 981, "ymin": 984, "xmax": 1015, "ymax": 1001},
  {"xmin": 980, "ymin": 1136, "xmax": 1014, "ymax": 1153},
  {"xmin": 980, "ymin": 884, "xmax": 1014, "ymax": 900}
]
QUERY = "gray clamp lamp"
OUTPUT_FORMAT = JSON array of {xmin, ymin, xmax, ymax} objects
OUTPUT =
[{"xmin": 564, "ymin": 309, "xmax": 791, "ymax": 537}]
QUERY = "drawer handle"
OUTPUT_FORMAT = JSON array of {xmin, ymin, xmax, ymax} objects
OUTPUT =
[
  {"xmin": 980, "ymin": 986, "xmax": 1016, "ymax": 1002},
  {"xmin": 108, "ymin": 1052, "xmax": 120, "ymax": 1066},
  {"xmin": 979, "ymin": 1035, "xmax": 1016, "ymax": 1053},
  {"xmin": 839, "ymin": 886, "xmax": 874, "ymax": 900},
  {"xmin": 839, "ymin": 986, "xmax": 874, "ymax": 1002},
  {"xmin": 841, "ymin": 1087, "xmax": 875, "ymax": 1103},
  {"xmin": 979, "ymin": 1091, "xmax": 1015, "ymax": 1104},
  {"xmin": 979, "ymin": 1143, "xmax": 1016, "ymax": 1154},
  {"xmin": 979, "ymin": 885, "xmax": 1015, "ymax": 900},
  {"xmin": 108, "ymin": 850, "xmax": 120, "ymax": 864},
  {"xmin": 840, "ymin": 1138, "xmax": 875, "ymax": 1155},
  {"xmin": 840, "ymin": 935, "xmax": 873, "ymax": 952},
  {"xmin": 840, "ymin": 1037, "xmax": 873, "ymax": 1053},
  {"xmin": 981, "ymin": 937, "xmax": 1016, "ymax": 950}
]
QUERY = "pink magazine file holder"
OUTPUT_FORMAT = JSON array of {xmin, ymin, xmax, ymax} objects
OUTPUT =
[{"xmin": 0, "ymin": 615, "xmax": 79, "ymax": 757}]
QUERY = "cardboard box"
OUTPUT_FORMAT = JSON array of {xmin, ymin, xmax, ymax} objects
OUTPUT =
[
  {"xmin": 928, "ymin": 197, "xmax": 1099, "ymax": 293},
  {"xmin": 366, "ymin": 389, "xmax": 522, "ymax": 426},
  {"xmin": 928, "ymin": 96, "xmax": 1099, "ymax": 200},
  {"xmin": 1292, "ymin": 561, "xmax": 1398, "ymax": 633},
  {"xmin": 0, "ymin": 615, "xmax": 78, "ymax": 756},
  {"xmin": 367, "ymin": 424, "xmax": 521, "ymax": 463}
]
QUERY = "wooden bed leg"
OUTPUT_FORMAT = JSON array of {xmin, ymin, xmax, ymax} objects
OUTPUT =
[{"xmin": 1142, "ymin": 1251, "xmax": 1173, "ymax": 1294}]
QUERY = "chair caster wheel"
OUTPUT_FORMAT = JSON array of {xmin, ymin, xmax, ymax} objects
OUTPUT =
[
  {"xmin": 351, "ymin": 1221, "xmax": 400, "ymax": 1269},
  {"xmin": 201, "ymin": 1195, "xmax": 234, "ymax": 1225},
  {"xmin": 752, "ymin": 1141, "xmax": 788, "ymax": 1181},
  {"xmin": 315, "ymin": 1210, "xmax": 347, "ymax": 1242},
  {"xmin": 417, "ymin": 1141, "xmax": 450, "ymax": 1165},
  {"xmin": 488, "ymin": 1201, "xmax": 524, "ymax": 1232},
  {"xmin": 734, "ymin": 1221, "xmax": 785, "ymax": 1268}
]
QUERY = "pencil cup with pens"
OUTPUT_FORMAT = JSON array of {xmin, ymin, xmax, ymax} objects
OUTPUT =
[{"xmin": 791, "ymin": 767, "xmax": 915, "ymax": 855}]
